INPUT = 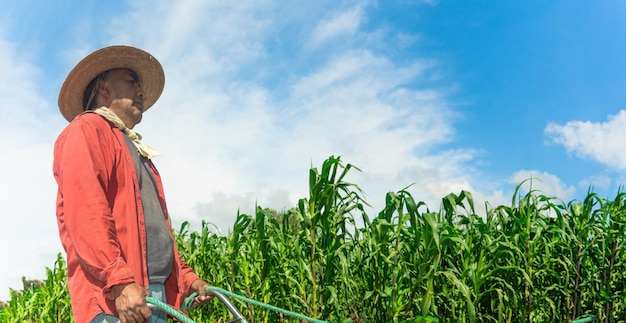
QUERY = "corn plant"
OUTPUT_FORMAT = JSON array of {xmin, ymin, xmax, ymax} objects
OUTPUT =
[
  {"xmin": 0, "ymin": 253, "xmax": 71, "ymax": 322},
  {"xmin": 2, "ymin": 156, "xmax": 625, "ymax": 322}
]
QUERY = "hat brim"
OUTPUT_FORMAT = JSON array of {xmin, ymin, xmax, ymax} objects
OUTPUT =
[{"xmin": 58, "ymin": 45, "xmax": 164, "ymax": 122}]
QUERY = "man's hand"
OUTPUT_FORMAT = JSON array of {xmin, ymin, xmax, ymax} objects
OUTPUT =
[
  {"xmin": 189, "ymin": 279, "xmax": 213, "ymax": 307},
  {"xmin": 112, "ymin": 283, "xmax": 152, "ymax": 323}
]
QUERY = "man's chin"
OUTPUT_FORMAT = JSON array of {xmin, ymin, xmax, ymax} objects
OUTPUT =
[{"xmin": 131, "ymin": 112, "xmax": 143, "ymax": 127}]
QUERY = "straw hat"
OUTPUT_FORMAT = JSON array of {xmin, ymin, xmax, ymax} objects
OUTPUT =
[{"xmin": 58, "ymin": 45, "xmax": 164, "ymax": 122}]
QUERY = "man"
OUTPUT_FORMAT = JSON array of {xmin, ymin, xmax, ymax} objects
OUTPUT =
[{"xmin": 53, "ymin": 45, "xmax": 211, "ymax": 323}]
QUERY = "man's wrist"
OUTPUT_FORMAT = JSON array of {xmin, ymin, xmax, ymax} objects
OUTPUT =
[{"xmin": 112, "ymin": 283, "xmax": 132, "ymax": 298}]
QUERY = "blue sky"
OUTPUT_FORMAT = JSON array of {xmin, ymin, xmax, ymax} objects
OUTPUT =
[{"xmin": 1, "ymin": 0, "xmax": 626, "ymax": 299}]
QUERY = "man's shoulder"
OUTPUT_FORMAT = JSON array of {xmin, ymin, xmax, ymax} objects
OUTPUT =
[
  {"xmin": 63, "ymin": 111, "xmax": 117, "ymax": 131},
  {"xmin": 72, "ymin": 111, "xmax": 110, "ymax": 125},
  {"xmin": 57, "ymin": 111, "xmax": 117, "ymax": 140}
]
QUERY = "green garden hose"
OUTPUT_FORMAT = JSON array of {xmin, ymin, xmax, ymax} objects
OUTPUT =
[
  {"xmin": 146, "ymin": 296, "xmax": 197, "ymax": 323},
  {"xmin": 183, "ymin": 286, "xmax": 328, "ymax": 323},
  {"xmin": 572, "ymin": 316, "xmax": 597, "ymax": 323},
  {"xmin": 146, "ymin": 286, "xmax": 328, "ymax": 323}
]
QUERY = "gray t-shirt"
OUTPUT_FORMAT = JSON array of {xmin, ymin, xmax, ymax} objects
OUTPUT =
[{"xmin": 123, "ymin": 135, "xmax": 174, "ymax": 284}]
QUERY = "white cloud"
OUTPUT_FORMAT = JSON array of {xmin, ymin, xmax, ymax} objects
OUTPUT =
[
  {"xmin": 577, "ymin": 173, "xmax": 613, "ymax": 192},
  {"xmin": 0, "ymin": 39, "xmax": 50, "ymax": 133},
  {"xmin": 510, "ymin": 169, "xmax": 576, "ymax": 201},
  {"xmin": 545, "ymin": 110, "xmax": 626, "ymax": 170},
  {"xmin": 111, "ymin": 0, "xmax": 273, "ymax": 79},
  {"xmin": 86, "ymin": 1, "xmax": 495, "ymax": 233},
  {"xmin": 309, "ymin": 6, "xmax": 364, "ymax": 45},
  {"xmin": 0, "ymin": 36, "xmax": 64, "ymax": 300}
]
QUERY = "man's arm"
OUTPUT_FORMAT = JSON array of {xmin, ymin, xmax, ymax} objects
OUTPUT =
[{"xmin": 54, "ymin": 116, "xmax": 136, "ymax": 296}]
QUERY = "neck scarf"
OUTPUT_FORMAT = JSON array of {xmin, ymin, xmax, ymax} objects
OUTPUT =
[{"xmin": 93, "ymin": 107, "xmax": 162, "ymax": 159}]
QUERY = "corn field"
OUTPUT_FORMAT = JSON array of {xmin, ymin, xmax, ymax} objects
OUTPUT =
[{"xmin": 1, "ymin": 156, "xmax": 625, "ymax": 322}]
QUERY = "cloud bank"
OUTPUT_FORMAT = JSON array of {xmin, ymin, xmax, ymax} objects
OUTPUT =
[
  {"xmin": 545, "ymin": 110, "xmax": 626, "ymax": 171},
  {"xmin": 93, "ymin": 1, "xmax": 491, "ymax": 231}
]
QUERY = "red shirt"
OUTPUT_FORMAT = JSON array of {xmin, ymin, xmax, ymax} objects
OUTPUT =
[{"xmin": 53, "ymin": 112, "xmax": 199, "ymax": 322}]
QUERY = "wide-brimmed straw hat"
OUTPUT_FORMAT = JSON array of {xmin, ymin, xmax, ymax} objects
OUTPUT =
[{"xmin": 58, "ymin": 45, "xmax": 164, "ymax": 122}]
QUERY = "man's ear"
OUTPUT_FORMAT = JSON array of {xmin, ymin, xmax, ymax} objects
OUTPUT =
[
  {"xmin": 92, "ymin": 81, "xmax": 111, "ymax": 108},
  {"xmin": 97, "ymin": 81, "xmax": 110, "ymax": 98}
]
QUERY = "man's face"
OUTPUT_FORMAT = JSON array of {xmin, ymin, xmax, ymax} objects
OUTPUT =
[{"xmin": 102, "ymin": 68, "xmax": 146, "ymax": 129}]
